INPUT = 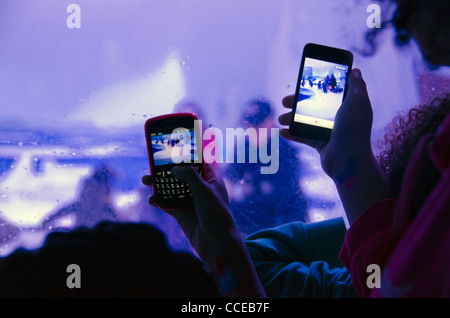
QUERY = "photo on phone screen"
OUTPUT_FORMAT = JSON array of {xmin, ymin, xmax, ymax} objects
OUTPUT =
[
  {"xmin": 150, "ymin": 128, "xmax": 199, "ymax": 166},
  {"xmin": 292, "ymin": 57, "xmax": 349, "ymax": 129}
]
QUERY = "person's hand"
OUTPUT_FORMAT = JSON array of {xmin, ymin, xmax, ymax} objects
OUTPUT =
[
  {"xmin": 278, "ymin": 68, "xmax": 373, "ymax": 178},
  {"xmin": 279, "ymin": 68, "xmax": 391, "ymax": 225},
  {"xmin": 142, "ymin": 164, "xmax": 234, "ymax": 261},
  {"xmin": 142, "ymin": 164, "xmax": 265, "ymax": 297}
]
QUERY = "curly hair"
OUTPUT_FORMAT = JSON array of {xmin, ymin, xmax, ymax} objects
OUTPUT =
[{"xmin": 377, "ymin": 93, "xmax": 450, "ymax": 218}]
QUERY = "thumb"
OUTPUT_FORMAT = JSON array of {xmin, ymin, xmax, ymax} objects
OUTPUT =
[
  {"xmin": 171, "ymin": 165, "xmax": 234, "ymax": 231},
  {"xmin": 347, "ymin": 68, "xmax": 368, "ymax": 99},
  {"xmin": 171, "ymin": 166, "xmax": 208, "ymax": 196},
  {"xmin": 339, "ymin": 68, "xmax": 372, "ymax": 117},
  {"xmin": 333, "ymin": 68, "xmax": 373, "ymax": 141}
]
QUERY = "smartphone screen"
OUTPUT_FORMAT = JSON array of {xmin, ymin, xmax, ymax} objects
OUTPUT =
[
  {"xmin": 292, "ymin": 57, "xmax": 349, "ymax": 129},
  {"xmin": 290, "ymin": 43, "xmax": 353, "ymax": 142},
  {"xmin": 145, "ymin": 114, "xmax": 204, "ymax": 209},
  {"xmin": 150, "ymin": 128, "xmax": 199, "ymax": 166}
]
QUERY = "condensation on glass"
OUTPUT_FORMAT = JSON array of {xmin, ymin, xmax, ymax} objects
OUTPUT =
[{"xmin": 0, "ymin": 0, "xmax": 442, "ymax": 255}]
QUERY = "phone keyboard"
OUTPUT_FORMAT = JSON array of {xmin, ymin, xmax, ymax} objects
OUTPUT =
[{"xmin": 154, "ymin": 168, "xmax": 201, "ymax": 200}]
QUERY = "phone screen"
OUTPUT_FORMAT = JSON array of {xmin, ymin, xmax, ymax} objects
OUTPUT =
[
  {"xmin": 293, "ymin": 57, "xmax": 349, "ymax": 129},
  {"xmin": 150, "ymin": 128, "xmax": 199, "ymax": 166}
]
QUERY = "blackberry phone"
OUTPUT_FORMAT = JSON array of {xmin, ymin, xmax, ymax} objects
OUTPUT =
[{"xmin": 145, "ymin": 113, "xmax": 205, "ymax": 210}]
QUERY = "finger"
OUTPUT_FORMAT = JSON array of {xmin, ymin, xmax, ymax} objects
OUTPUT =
[
  {"xmin": 204, "ymin": 164, "xmax": 228, "ymax": 195},
  {"xmin": 171, "ymin": 165, "xmax": 231, "ymax": 228},
  {"xmin": 339, "ymin": 68, "xmax": 372, "ymax": 119},
  {"xmin": 171, "ymin": 166, "xmax": 209, "ymax": 195},
  {"xmin": 204, "ymin": 164, "xmax": 226, "ymax": 188},
  {"xmin": 282, "ymin": 95, "xmax": 296, "ymax": 109},
  {"xmin": 280, "ymin": 128, "xmax": 306, "ymax": 143},
  {"xmin": 280, "ymin": 129, "xmax": 326, "ymax": 151},
  {"xmin": 141, "ymin": 175, "xmax": 153, "ymax": 186},
  {"xmin": 148, "ymin": 194, "xmax": 181, "ymax": 215},
  {"xmin": 347, "ymin": 68, "xmax": 368, "ymax": 98},
  {"xmin": 204, "ymin": 163, "xmax": 216, "ymax": 181},
  {"xmin": 278, "ymin": 112, "xmax": 292, "ymax": 126},
  {"xmin": 148, "ymin": 195, "xmax": 157, "ymax": 207}
]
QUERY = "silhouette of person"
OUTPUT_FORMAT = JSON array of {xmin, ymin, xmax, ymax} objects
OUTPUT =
[
  {"xmin": 330, "ymin": 74, "xmax": 337, "ymax": 92},
  {"xmin": 0, "ymin": 221, "xmax": 220, "ymax": 297},
  {"xmin": 42, "ymin": 165, "xmax": 116, "ymax": 230},
  {"xmin": 224, "ymin": 98, "xmax": 308, "ymax": 235}
]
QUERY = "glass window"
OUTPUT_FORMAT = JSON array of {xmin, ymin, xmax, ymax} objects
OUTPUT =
[{"xmin": 0, "ymin": 0, "xmax": 447, "ymax": 254}]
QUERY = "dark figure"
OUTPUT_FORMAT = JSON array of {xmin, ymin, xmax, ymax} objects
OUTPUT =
[
  {"xmin": 224, "ymin": 99, "xmax": 308, "ymax": 235},
  {"xmin": 362, "ymin": 0, "xmax": 449, "ymax": 67},
  {"xmin": 323, "ymin": 76, "xmax": 329, "ymax": 93},
  {"xmin": 0, "ymin": 221, "xmax": 220, "ymax": 297},
  {"xmin": 330, "ymin": 74, "xmax": 337, "ymax": 92},
  {"xmin": 42, "ymin": 165, "xmax": 116, "ymax": 230}
]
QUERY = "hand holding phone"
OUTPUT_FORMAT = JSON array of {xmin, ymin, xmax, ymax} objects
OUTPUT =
[
  {"xmin": 142, "ymin": 142, "xmax": 265, "ymax": 297},
  {"xmin": 280, "ymin": 65, "xmax": 388, "ymax": 226},
  {"xmin": 280, "ymin": 67, "xmax": 372, "ymax": 174},
  {"xmin": 144, "ymin": 113, "xmax": 206, "ymax": 210}
]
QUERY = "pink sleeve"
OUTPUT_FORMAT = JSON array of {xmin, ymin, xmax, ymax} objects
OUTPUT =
[
  {"xmin": 342, "ymin": 114, "xmax": 450, "ymax": 298},
  {"xmin": 370, "ymin": 114, "xmax": 450, "ymax": 298},
  {"xmin": 339, "ymin": 198, "xmax": 397, "ymax": 297},
  {"xmin": 370, "ymin": 170, "xmax": 450, "ymax": 297}
]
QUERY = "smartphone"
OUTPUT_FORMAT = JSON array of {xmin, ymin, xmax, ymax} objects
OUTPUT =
[
  {"xmin": 145, "ymin": 113, "xmax": 205, "ymax": 210},
  {"xmin": 289, "ymin": 43, "xmax": 353, "ymax": 143}
]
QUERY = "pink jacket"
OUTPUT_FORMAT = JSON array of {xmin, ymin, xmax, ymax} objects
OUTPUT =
[{"xmin": 339, "ymin": 113, "xmax": 450, "ymax": 297}]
